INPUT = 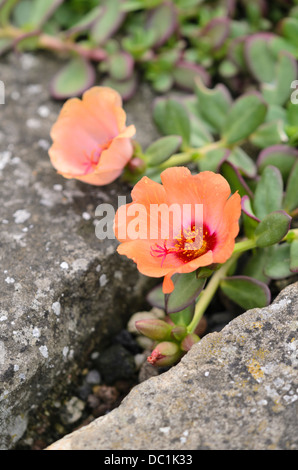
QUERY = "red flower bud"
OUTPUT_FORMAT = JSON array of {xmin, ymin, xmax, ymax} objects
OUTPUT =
[
  {"xmin": 181, "ymin": 333, "xmax": 200, "ymax": 352},
  {"xmin": 147, "ymin": 341, "xmax": 181, "ymax": 367}
]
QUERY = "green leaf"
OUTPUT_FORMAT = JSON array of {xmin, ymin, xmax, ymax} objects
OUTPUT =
[
  {"xmin": 145, "ymin": 1, "xmax": 177, "ymax": 47},
  {"xmin": 165, "ymin": 272, "xmax": 206, "ymax": 314},
  {"xmin": 199, "ymin": 147, "xmax": 227, "ymax": 172},
  {"xmin": 253, "ymin": 165, "xmax": 283, "ymax": 220},
  {"xmin": 262, "ymin": 52, "xmax": 298, "ymax": 106},
  {"xmin": 194, "ymin": 77, "xmax": 232, "ymax": 133},
  {"xmin": 101, "ymin": 74, "xmax": 137, "ymax": 101},
  {"xmin": 91, "ymin": 0, "xmax": 125, "ymax": 45},
  {"xmin": 108, "ymin": 51, "xmax": 134, "ymax": 81},
  {"xmin": 281, "ymin": 17, "xmax": 298, "ymax": 48},
  {"xmin": 222, "ymin": 93, "xmax": 267, "ymax": 145},
  {"xmin": 257, "ymin": 145, "xmax": 298, "ymax": 182},
  {"xmin": 49, "ymin": 57, "xmax": 95, "ymax": 99},
  {"xmin": 255, "ymin": 211, "xmax": 292, "ymax": 248},
  {"xmin": 220, "ymin": 276, "xmax": 271, "ymax": 310},
  {"xmin": 146, "ymin": 284, "xmax": 165, "ymax": 310},
  {"xmin": 227, "ymin": 147, "xmax": 257, "ymax": 178},
  {"xmin": 153, "ymin": 98, "xmax": 191, "ymax": 148},
  {"xmin": 250, "ymin": 120, "xmax": 288, "ymax": 149},
  {"xmin": 263, "ymin": 244, "xmax": 293, "ymax": 279},
  {"xmin": 245, "ymin": 34, "xmax": 276, "ymax": 83},
  {"xmin": 283, "ymin": 160, "xmax": 298, "ymax": 215},
  {"xmin": 220, "ymin": 161, "xmax": 253, "ymax": 198},
  {"xmin": 242, "ymin": 249, "xmax": 270, "ymax": 284},
  {"xmin": 173, "ymin": 62, "xmax": 210, "ymax": 92},
  {"xmin": 169, "ymin": 304, "xmax": 195, "ymax": 327},
  {"xmin": 290, "ymin": 240, "xmax": 298, "ymax": 273},
  {"xmin": 145, "ymin": 135, "xmax": 182, "ymax": 167}
]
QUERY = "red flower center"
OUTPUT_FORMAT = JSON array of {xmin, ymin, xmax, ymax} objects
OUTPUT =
[
  {"xmin": 82, "ymin": 139, "xmax": 113, "ymax": 175},
  {"xmin": 151, "ymin": 223, "xmax": 217, "ymax": 265}
]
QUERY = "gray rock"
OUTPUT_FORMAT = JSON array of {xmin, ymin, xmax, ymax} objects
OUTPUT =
[
  {"xmin": 46, "ymin": 282, "xmax": 298, "ymax": 450},
  {"xmin": 0, "ymin": 53, "xmax": 159, "ymax": 449}
]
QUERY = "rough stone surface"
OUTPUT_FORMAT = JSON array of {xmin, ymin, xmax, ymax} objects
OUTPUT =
[
  {"xmin": 0, "ymin": 52, "xmax": 159, "ymax": 450},
  {"xmin": 47, "ymin": 282, "xmax": 298, "ymax": 451}
]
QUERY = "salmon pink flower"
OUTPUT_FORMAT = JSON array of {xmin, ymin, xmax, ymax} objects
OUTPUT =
[
  {"xmin": 114, "ymin": 167, "xmax": 241, "ymax": 293},
  {"xmin": 49, "ymin": 87, "xmax": 136, "ymax": 186}
]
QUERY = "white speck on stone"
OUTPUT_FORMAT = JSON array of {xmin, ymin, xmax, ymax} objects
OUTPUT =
[
  {"xmin": 114, "ymin": 270, "xmax": 123, "ymax": 281},
  {"xmin": 60, "ymin": 262, "xmax": 69, "ymax": 270},
  {"xmin": 2, "ymin": 219, "xmax": 9, "ymax": 224},
  {"xmin": 37, "ymin": 105, "xmax": 50, "ymax": 118},
  {"xmin": 0, "ymin": 315, "xmax": 7, "ymax": 322},
  {"xmin": 53, "ymin": 184, "xmax": 63, "ymax": 191},
  {"xmin": 26, "ymin": 118, "xmax": 41, "ymax": 129},
  {"xmin": 13, "ymin": 209, "xmax": 31, "ymax": 224},
  {"xmin": 82, "ymin": 212, "xmax": 91, "ymax": 220},
  {"xmin": 14, "ymin": 364, "xmax": 19, "ymax": 371},
  {"xmin": 99, "ymin": 274, "xmax": 108, "ymax": 287},
  {"xmin": 63, "ymin": 346, "xmax": 69, "ymax": 358},
  {"xmin": 72, "ymin": 258, "xmax": 89, "ymax": 271},
  {"xmin": 19, "ymin": 373, "xmax": 26, "ymax": 381},
  {"xmin": 204, "ymin": 371, "xmax": 209, "ymax": 377},
  {"xmin": 32, "ymin": 327, "xmax": 40, "ymax": 338},
  {"xmin": 39, "ymin": 345, "xmax": 48, "ymax": 358},
  {"xmin": 95, "ymin": 264, "xmax": 101, "ymax": 272},
  {"xmin": 5, "ymin": 277, "xmax": 15, "ymax": 284},
  {"xmin": 52, "ymin": 301, "xmax": 61, "ymax": 316},
  {"xmin": 11, "ymin": 91, "xmax": 20, "ymax": 100},
  {"xmin": 0, "ymin": 151, "xmax": 11, "ymax": 170},
  {"xmin": 38, "ymin": 139, "xmax": 50, "ymax": 151},
  {"xmin": 257, "ymin": 399, "xmax": 268, "ymax": 406},
  {"xmin": 159, "ymin": 427, "xmax": 170, "ymax": 434},
  {"xmin": 26, "ymin": 83, "xmax": 42, "ymax": 94},
  {"xmin": 21, "ymin": 54, "xmax": 38, "ymax": 70}
]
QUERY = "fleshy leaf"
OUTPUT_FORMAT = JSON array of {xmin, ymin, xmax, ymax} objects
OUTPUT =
[
  {"xmin": 146, "ymin": 283, "xmax": 165, "ymax": 310},
  {"xmin": 169, "ymin": 304, "xmax": 195, "ymax": 327},
  {"xmin": 290, "ymin": 240, "xmax": 298, "ymax": 273},
  {"xmin": 283, "ymin": 160, "xmax": 298, "ymax": 215},
  {"xmin": 242, "ymin": 248, "xmax": 270, "ymax": 284},
  {"xmin": 200, "ymin": 17, "xmax": 230, "ymax": 50},
  {"xmin": 220, "ymin": 161, "xmax": 254, "ymax": 198},
  {"xmin": 91, "ymin": 0, "xmax": 125, "ymax": 45},
  {"xmin": 250, "ymin": 120, "xmax": 288, "ymax": 149},
  {"xmin": 173, "ymin": 61, "xmax": 210, "ymax": 92},
  {"xmin": 165, "ymin": 272, "xmax": 206, "ymax": 314},
  {"xmin": 280, "ymin": 17, "xmax": 298, "ymax": 48},
  {"xmin": 145, "ymin": 1, "xmax": 178, "ymax": 48},
  {"xmin": 261, "ymin": 52, "xmax": 298, "ymax": 106},
  {"xmin": 108, "ymin": 51, "xmax": 134, "ymax": 81},
  {"xmin": 241, "ymin": 196, "xmax": 260, "ymax": 222},
  {"xmin": 255, "ymin": 211, "xmax": 292, "ymax": 248},
  {"xmin": 244, "ymin": 33, "xmax": 277, "ymax": 83},
  {"xmin": 50, "ymin": 57, "xmax": 96, "ymax": 99},
  {"xmin": 220, "ymin": 276, "xmax": 271, "ymax": 310},
  {"xmin": 101, "ymin": 74, "xmax": 138, "ymax": 101},
  {"xmin": 194, "ymin": 77, "xmax": 232, "ymax": 133},
  {"xmin": 64, "ymin": 6, "xmax": 104, "ymax": 37},
  {"xmin": 263, "ymin": 244, "xmax": 293, "ymax": 279},
  {"xmin": 153, "ymin": 98, "xmax": 191, "ymax": 148},
  {"xmin": 145, "ymin": 135, "xmax": 182, "ymax": 167},
  {"xmin": 257, "ymin": 145, "xmax": 298, "ymax": 181},
  {"xmin": 222, "ymin": 93, "xmax": 267, "ymax": 145},
  {"xmin": 253, "ymin": 165, "xmax": 283, "ymax": 220},
  {"xmin": 227, "ymin": 147, "xmax": 257, "ymax": 178}
]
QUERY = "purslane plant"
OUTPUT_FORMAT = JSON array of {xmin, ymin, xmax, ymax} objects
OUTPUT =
[{"xmin": 36, "ymin": 1, "xmax": 298, "ymax": 367}]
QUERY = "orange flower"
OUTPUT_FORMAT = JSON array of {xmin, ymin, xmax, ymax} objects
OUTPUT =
[
  {"xmin": 49, "ymin": 87, "xmax": 136, "ymax": 186},
  {"xmin": 114, "ymin": 167, "xmax": 241, "ymax": 293}
]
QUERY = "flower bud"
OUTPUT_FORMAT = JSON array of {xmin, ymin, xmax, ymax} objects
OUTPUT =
[
  {"xmin": 127, "ymin": 157, "xmax": 146, "ymax": 174},
  {"xmin": 135, "ymin": 318, "xmax": 172, "ymax": 341},
  {"xmin": 147, "ymin": 341, "xmax": 182, "ymax": 367},
  {"xmin": 181, "ymin": 333, "xmax": 200, "ymax": 352}
]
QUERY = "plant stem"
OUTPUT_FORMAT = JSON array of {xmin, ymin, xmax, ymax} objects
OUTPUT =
[{"xmin": 187, "ymin": 255, "xmax": 238, "ymax": 334}]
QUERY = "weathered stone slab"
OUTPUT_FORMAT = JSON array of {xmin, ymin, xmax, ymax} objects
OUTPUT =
[
  {"xmin": 0, "ymin": 53, "xmax": 159, "ymax": 449},
  {"xmin": 47, "ymin": 282, "xmax": 298, "ymax": 451}
]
